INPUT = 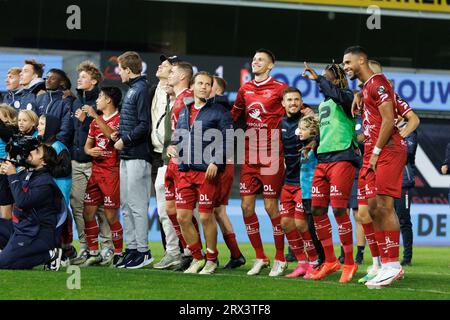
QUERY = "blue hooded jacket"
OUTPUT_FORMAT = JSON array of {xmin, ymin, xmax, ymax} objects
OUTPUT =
[
  {"xmin": 7, "ymin": 168, "xmax": 64, "ymax": 238},
  {"xmin": 16, "ymin": 79, "xmax": 46, "ymax": 111},
  {"xmin": 35, "ymin": 90, "xmax": 73, "ymax": 147},
  {"xmin": 3, "ymin": 89, "xmax": 23, "ymax": 109}
]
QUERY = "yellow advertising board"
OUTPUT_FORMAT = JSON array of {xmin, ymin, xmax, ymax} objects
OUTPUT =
[{"xmin": 267, "ymin": 0, "xmax": 450, "ymax": 13}]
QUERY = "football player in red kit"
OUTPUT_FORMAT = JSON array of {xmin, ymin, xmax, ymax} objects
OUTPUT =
[
  {"xmin": 231, "ymin": 49, "xmax": 288, "ymax": 276},
  {"xmin": 343, "ymin": 46, "xmax": 407, "ymax": 288}
]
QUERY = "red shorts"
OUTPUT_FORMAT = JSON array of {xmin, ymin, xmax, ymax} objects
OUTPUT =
[
  {"xmin": 84, "ymin": 169, "xmax": 120, "ymax": 209},
  {"xmin": 357, "ymin": 167, "xmax": 370, "ymax": 206},
  {"xmin": 361, "ymin": 144, "xmax": 407, "ymax": 200},
  {"xmin": 165, "ymin": 160, "xmax": 178, "ymax": 201},
  {"xmin": 215, "ymin": 164, "xmax": 234, "ymax": 207},
  {"xmin": 239, "ymin": 159, "xmax": 285, "ymax": 199},
  {"xmin": 280, "ymin": 184, "xmax": 306, "ymax": 220},
  {"xmin": 176, "ymin": 171, "xmax": 219, "ymax": 213},
  {"xmin": 311, "ymin": 161, "xmax": 356, "ymax": 208}
]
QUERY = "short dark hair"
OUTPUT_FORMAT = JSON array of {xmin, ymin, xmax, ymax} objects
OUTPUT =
[
  {"xmin": 24, "ymin": 59, "xmax": 45, "ymax": 77},
  {"xmin": 192, "ymin": 71, "xmax": 213, "ymax": 86},
  {"xmin": 100, "ymin": 86, "xmax": 122, "ymax": 108},
  {"xmin": 255, "ymin": 48, "xmax": 276, "ymax": 63},
  {"xmin": 213, "ymin": 76, "xmax": 227, "ymax": 92},
  {"xmin": 41, "ymin": 143, "xmax": 59, "ymax": 169},
  {"xmin": 283, "ymin": 87, "xmax": 302, "ymax": 97},
  {"xmin": 175, "ymin": 61, "xmax": 194, "ymax": 84},
  {"xmin": 343, "ymin": 46, "xmax": 368, "ymax": 58},
  {"xmin": 47, "ymin": 68, "xmax": 68, "ymax": 89}
]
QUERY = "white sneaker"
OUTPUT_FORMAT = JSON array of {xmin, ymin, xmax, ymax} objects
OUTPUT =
[
  {"xmin": 247, "ymin": 258, "xmax": 270, "ymax": 276},
  {"xmin": 99, "ymin": 248, "xmax": 114, "ymax": 266},
  {"xmin": 269, "ymin": 260, "xmax": 288, "ymax": 277},
  {"xmin": 366, "ymin": 265, "xmax": 404, "ymax": 289},
  {"xmin": 199, "ymin": 260, "xmax": 218, "ymax": 275},
  {"xmin": 184, "ymin": 259, "xmax": 206, "ymax": 274},
  {"xmin": 154, "ymin": 253, "xmax": 182, "ymax": 270}
]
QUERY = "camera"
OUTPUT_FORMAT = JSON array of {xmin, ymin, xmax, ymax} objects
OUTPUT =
[{"xmin": 3, "ymin": 135, "xmax": 40, "ymax": 167}]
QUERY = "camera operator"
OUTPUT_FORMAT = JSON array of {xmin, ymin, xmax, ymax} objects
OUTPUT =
[{"xmin": 0, "ymin": 143, "xmax": 65, "ymax": 270}]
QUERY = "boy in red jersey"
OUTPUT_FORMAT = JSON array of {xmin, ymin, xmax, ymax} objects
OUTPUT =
[
  {"xmin": 231, "ymin": 49, "xmax": 288, "ymax": 276},
  {"xmin": 81, "ymin": 87, "xmax": 123, "ymax": 266},
  {"xmin": 343, "ymin": 46, "xmax": 407, "ymax": 288}
]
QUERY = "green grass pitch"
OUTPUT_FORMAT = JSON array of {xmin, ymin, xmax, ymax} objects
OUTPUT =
[{"xmin": 0, "ymin": 242, "xmax": 449, "ymax": 300}]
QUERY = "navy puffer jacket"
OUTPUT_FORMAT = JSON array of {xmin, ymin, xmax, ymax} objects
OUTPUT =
[{"xmin": 119, "ymin": 76, "xmax": 151, "ymax": 162}]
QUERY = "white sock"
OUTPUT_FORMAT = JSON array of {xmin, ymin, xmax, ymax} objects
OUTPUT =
[{"xmin": 373, "ymin": 257, "xmax": 381, "ymax": 268}]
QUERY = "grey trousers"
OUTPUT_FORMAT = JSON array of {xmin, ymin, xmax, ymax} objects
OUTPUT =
[
  {"xmin": 120, "ymin": 159, "xmax": 152, "ymax": 253},
  {"xmin": 70, "ymin": 160, "xmax": 113, "ymax": 250},
  {"xmin": 155, "ymin": 165, "xmax": 179, "ymax": 255}
]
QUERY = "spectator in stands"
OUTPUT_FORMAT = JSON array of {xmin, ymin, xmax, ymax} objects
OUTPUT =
[
  {"xmin": 3, "ymin": 67, "xmax": 23, "ymax": 108},
  {"xmin": 18, "ymin": 59, "xmax": 46, "ymax": 111},
  {"xmin": 35, "ymin": 69, "xmax": 73, "ymax": 146},
  {"xmin": 441, "ymin": 141, "xmax": 450, "ymax": 207}
]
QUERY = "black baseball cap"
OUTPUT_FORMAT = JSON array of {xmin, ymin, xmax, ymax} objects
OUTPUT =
[{"xmin": 160, "ymin": 55, "xmax": 180, "ymax": 65}]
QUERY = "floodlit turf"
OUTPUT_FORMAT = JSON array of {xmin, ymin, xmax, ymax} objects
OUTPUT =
[{"xmin": 0, "ymin": 242, "xmax": 449, "ymax": 300}]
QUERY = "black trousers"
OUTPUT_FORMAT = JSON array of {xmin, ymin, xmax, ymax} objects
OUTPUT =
[
  {"xmin": 394, "ymin": 188, "xmax": 413, "ymax": 262},
  {"xmin": 0, "ymin": 218, "xmax": 55, "ymax": 269},
  {"xmin": 302, "ymin": 199, "xmax": 325, "ymax": 263}
]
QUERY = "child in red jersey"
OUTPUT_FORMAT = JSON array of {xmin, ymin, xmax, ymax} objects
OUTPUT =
[{"xmin": 81, "ymin": 87, "xmax": 123, "ymax": 267}]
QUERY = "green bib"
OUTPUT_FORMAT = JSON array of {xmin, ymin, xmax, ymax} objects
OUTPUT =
[{"xmin": 317, "ymin": 98, "xmax": 358, "ymax": 154}]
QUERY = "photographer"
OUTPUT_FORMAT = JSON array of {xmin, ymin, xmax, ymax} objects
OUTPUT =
[{"xmin": 0, "ymin": 143, "xmax": 65, "ymax": 270}]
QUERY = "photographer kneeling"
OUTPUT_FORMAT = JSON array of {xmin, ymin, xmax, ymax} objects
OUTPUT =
[{"xmin": 0, "ymin": 143, "xmax": 65, "ymax": 270}]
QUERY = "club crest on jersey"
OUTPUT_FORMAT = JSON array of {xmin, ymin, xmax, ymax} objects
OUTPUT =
[
  {"xmin": 97, "ymin": 137, "xmax": 108, "ymax": 149},
  {"xmin": 247, "ymin": 102, "xmax": 267, "ymax": 122}
]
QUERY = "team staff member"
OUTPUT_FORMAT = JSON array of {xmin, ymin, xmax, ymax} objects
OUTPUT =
[
  {"xmin": 173, "ymin": 71, "xmax": 234, "ymax": 275},
  {"xmin": 231, "ymin": 49, "xmax": 288, "ymax": 276},
  {"xmin": 0, "ymin": 144, "xmax": 64, "ymax": 270}
]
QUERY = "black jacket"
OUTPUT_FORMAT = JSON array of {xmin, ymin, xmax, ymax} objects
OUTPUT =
[
  {"xmin": 70, "ymin": 86, "xmax": 99, "ymax": 163},
  {"xmin": 444, "ymin": 142, "xmax": 450, "ymax": 168},
  {"xmin": 402, "ymin": 131, "xmax": 418, "ymax": 188},
  {"xmin": 119, "ymin": 76, "xmax": 152, "ymax": 162},
  {"xmin": 281, "ymin": 111, "xmax": 301, "ymax": 186},
  {"xmin": 174, "ymin": 99, "xmax": 234, "ymax": 173}
]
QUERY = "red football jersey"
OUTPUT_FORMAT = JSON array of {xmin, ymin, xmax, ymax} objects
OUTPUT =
[
  {"xmin": 362, "ymin": 74, "xmax": 402, "ymax": 148},
  {"xmin": 232, "ymin": 77, "xmax": 288, "ymax": 162},
  {"xmin": 171, "ymin": 88, "xmax": 193, "ymax": 132},
  {"xmin": 88, "ymin": 111, "xmax": 120, "ymax": 172},
  {"xmin": 395, "ymin": 93, "xmax": 412, "ymax": 118}
]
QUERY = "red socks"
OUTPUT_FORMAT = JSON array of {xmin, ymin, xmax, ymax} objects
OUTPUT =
[
  {"xmin": 271, "ymin": 216, "xmax": 285, "ymax": 262},
  {"xmin": 335, "ymin": 214, "xmax": 354, "ymax": 265},
  {"xmin": 244, "ymin": 214, "xmax": 266, "ymax": 260},
  {"xmin": 168, "ymin": 214, "xmax": 187, "ymax": 249},
  {"xmin": 109, "ymin": 221, "xmax": 123, "ymax": 254},
  {"xmin": 285, "ymin": 229, "xmax": 306, "ymax": 262},
  {"xmin": 206, "ymin": 249, "xmax": 219, "ymax": 262},
  {"xmin": 223, "ymin": 233, "xmax": 242, "ymax": 259},
  {"xmin": 187, "ymin": 242, "xmax": 204, "ymax": 260},
  {"xmin": 313, "ymin": 214, "xmax": 336, "ymax": 263},
  {"xmin": 300, "ymin": 230, "xmax": 318, "ymax": 262},
  {"xmin": 375, "ymin": 231, "xmax": 388, "ymax": 263},
  {"xmin": 84, "ymin": 219, "xmax": 99, "ymax": 252},
  {"xmin": 384, "ymin": 230, "xmax": 400, "ymax": 263},
  {"xmin": 362, "ymin": 222, "xmax": 380, "ymax": 258}
]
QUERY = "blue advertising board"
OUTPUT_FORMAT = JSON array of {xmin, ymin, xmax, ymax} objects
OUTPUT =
[
  {"xmin": 270, "ymin": 66, "xmax": 450, "ymax": 112},
  {"xmin": 72, "ymin": 199, "xmax": 450, "ymax": 247},
  {"xmin": 0, "ymin": 53, "xmax": 63, "ymax": 91}
]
